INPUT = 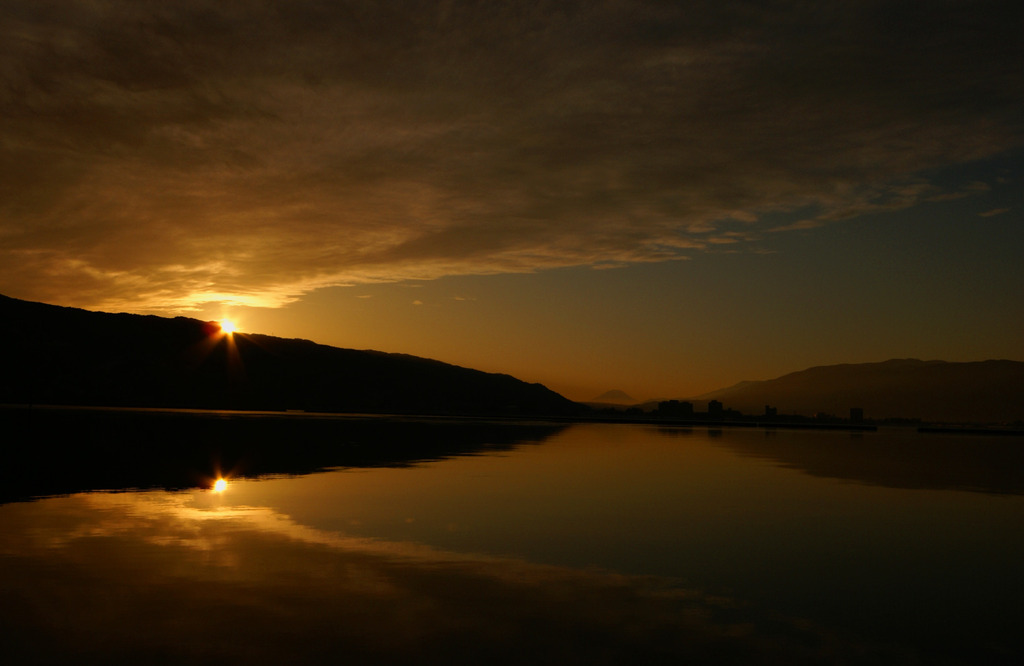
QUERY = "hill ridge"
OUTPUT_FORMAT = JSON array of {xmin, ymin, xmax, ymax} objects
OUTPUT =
[
  {"xmin": 691, "ymin": 358, "xmax": 1024, "ymax": 424},
  {"xmin": 0, "ymin": 293, "xmax": 582, "ymax": 416}
]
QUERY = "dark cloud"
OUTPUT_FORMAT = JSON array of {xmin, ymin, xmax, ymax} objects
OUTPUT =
[{"xmin": 2, "ymin": 1, "xmax": 1022, "ymax": 311}]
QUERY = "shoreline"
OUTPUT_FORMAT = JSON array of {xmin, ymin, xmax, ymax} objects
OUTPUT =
[{"xmin": 7, "ymin": 401, "xmax": 1023, "ymax": 434}]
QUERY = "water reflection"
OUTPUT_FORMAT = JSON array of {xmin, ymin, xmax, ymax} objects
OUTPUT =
[
  {"xmin": 0, "ymin": 406, "xmax": 565, "ymax": 503},
  {"xmin": 0, "ymin": 489, "xmax": 902, "ymax": 665},
  {"xmin": 2, "ymin": 417, "xmax": 1023, "ymax": 664},
  {"xmin": 696, "ymin": 425, "xmax": 1024, "ymax": 494}
]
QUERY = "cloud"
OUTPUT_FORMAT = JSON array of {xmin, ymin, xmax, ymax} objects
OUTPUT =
[
  {"xmin": 978, "ymin": 207, "xmax": 1010, "ymax": 217},
  {"xmin": 927, "ymin": 181, "xmax": 992, "ymax": 202},
  {"xmin": 769, "ymin": 219, "xmax": 824, "ymax": 233},
  {"xmin": 1, "ymin": 1, "xmax": 1022, "ymax": 312}
]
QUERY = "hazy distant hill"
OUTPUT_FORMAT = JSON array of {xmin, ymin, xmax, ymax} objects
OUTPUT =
[
  {"xmin": 693, "ymin": 359, "xmax": 1024, "ymax": 424},
  {"xmin": 0, "ymin": 294, "xmax": 583, "ymax": 416},
  {"xmin": 590, "ymin": 389, "xmax": 636, "ymax": 404}
]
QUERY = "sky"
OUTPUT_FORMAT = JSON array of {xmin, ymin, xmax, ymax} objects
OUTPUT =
[{"xmin": 2, "ymin": 0, "xmax": 1022, "ymax": 402}]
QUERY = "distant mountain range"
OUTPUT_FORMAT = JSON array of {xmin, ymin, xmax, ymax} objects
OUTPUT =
[
  {"xmin": 690, "ymin": 359, "xmax": 1024, "ymax": 424},
  {"xmin": 4, "ymin": 295, "xmax": 1020, "ymax": 424},
  {"xmin": 0, "ymin": 294, "xmax": 582, "ymax": 416}
]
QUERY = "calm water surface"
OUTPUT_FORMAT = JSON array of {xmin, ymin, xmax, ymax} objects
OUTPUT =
[{"xmin": 1, "ymin": 413, "xmax": 1022, "ymax": 664}]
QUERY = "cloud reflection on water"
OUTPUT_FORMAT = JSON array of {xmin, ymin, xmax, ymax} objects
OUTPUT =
[{"xmin": 0, "ymin": 489, "xmax": 900, "ymax": 665}]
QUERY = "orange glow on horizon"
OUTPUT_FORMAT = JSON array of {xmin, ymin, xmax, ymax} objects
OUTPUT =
[{"xmin": 219, "ymin": 320, "xmax": 237, "ymax": 335}]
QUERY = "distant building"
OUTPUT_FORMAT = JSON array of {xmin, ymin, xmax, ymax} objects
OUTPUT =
[
  {"xmin": 850, "ymin": 407, "xmax": 864, "ymax": 422},
  {"xmin": 708, "ymin": 400, "xmax": 723, "ymax": 417},
  {"xmin": 764, "ymin": 405, "xmax": 777, "ymax": 417}
]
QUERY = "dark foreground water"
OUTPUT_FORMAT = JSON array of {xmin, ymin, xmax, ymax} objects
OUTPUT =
[{"xmin": 1, "ymin": 408, "xmax": 1023, "ymax": 664}]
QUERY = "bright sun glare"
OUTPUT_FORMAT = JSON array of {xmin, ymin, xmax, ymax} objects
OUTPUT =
[
  {"xmin": 213, "ymin": 478, "xmax": 228, "ymax": 493},
  {"xmin": 219, "ymin": 320, "xmax": 237, "ymax": 334}
]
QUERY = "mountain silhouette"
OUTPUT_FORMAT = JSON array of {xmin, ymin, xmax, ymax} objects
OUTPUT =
[
  {"xmin": 589, "ymin": 389, "xmax": 636, "ymax": 404},
  {"xmin": 693, "ymin": 359, "xmax": 1024, "ymax": 424},
  {"xmin": 0, "ymin": 294, "xmax": 583, "ymax": 416}
]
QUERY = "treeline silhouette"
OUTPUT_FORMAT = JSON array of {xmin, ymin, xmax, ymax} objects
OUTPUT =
[{"xmin": 591, "ymin": 399, "xmax": 878, "ymax": 431}]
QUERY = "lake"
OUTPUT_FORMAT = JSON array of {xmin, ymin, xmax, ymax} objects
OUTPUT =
[{"xmin": 1, "ymin": 408, "xmax": 1023, "ymax": 664}]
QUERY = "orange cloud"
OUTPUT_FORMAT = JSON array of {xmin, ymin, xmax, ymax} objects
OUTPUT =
[{"xmin": 1, "ymin": 2, "xmax": 1021, "ymax": 313}]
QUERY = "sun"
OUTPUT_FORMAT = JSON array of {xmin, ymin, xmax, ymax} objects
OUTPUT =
[
  {"xmin": 219, "ymin": 320, "xmax": 237, "ymax": 334},
  {"xmin": 212, "ymin": 478, "xmax": 228, "ymax": 493}
]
